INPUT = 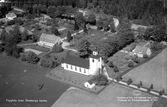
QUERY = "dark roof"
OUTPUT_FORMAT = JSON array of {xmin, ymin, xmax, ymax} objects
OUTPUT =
[
  {"xmin": 90, "ymin": 55, "xmax": 101, "ymax": 59},
  {"xmin": 62, "ymin": 54, "xmax": 89, "ymax": 69},
  {"xmin": 88, "ymin": 78, "xmax": 97, "ymax": 85}
]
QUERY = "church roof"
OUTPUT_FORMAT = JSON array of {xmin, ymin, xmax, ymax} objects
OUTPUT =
[
  {"xmin": 62, "ymin": 54, "xmax": 89, "ymax": 69},
  {"xmin": 90, "ymin": 54, "xmax": 101, "ymax": 59}
]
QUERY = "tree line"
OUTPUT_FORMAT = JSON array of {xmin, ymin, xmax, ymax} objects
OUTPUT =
[{"xmin": 7, "ymin": 0, "xmax": 166, "ymax": 25}]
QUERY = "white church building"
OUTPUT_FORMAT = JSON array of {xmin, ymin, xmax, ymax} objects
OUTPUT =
[{"xmin": 61, "ymin": 51, "xmax": 103, "ymax": 76}]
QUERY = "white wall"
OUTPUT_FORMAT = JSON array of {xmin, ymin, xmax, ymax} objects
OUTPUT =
[
  {"xmin": 38, "ymin": 41, "xmax": 54, "ymax": 48},
  {"xmin": 62, "ymin": 63, "xmax": 89, "ymax": 75},
  {"xmin": 146, "ymin": 49, "xmax": 152, "ymax": 56}
]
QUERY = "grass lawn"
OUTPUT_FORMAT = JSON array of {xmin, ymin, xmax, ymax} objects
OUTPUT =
[
  {"xmin": 152, "ymin": 97, "xmax": 167, "ymax": 107},
  {"xmin": 22, "ymin": 44, "xmax": 50, "ymax": 52},
  {"xmin": 47, "ymin": 65, "xmax": 105, "ymax": 94},
  {"xmin": 18, "ymin": 40, "xmax": 34, "ymax": 45},
  {"xmin": 0, "ymin": 55, "xmax": 70, "ymax": 107},
  {"xmin": 123, "ymin": 49, "xmax": 167, "ymax": 93},
  {"xmin": 68, "ymin": 29, "xmax": 107, "ymax": 49},
  {"xmin": 52, "ymin": 83, "xmax": 154, "ymax": 107}
]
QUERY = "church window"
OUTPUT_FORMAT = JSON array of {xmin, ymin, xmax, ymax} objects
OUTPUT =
[{"xmin": 80, "ymin": 68, "xmax": 81, "ymax": 72}]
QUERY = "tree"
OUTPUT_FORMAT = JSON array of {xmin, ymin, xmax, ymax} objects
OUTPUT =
[
  {"xmin": 4, "ymin": 36, "xmax": 18, "ymax": 57},
  {"xmin": 83, "ymin": 22, "xmax": 87, "ymax": 34},
  {"xmin": 103, "ymin": 20, "xmax": 110, "ymax": 31},
  {"xmin": 150, "ymin": 84, "xmax": 153, "ymax": 90},
  {"xmin": 87, "ymin": 14, "xmax": 96, "ymax": 25},
  {"xmin": 117, "ymin": 19, "xmax": 131, "ymax": 34},
  {"xmin": 143, "ymin": 54, "xmax": 148, "ymax": 59},
  {"xmin": 21, "ymin": 30, "xmax": 29, "ymax": 41},
  {"xmin": 12, "ymin": 24, "xmax": 22, "ymax": 43},
  {"xmin": 74, "ymin": 20, "xmax": 79, "ymax": 31},
  {"xmin": 108, "ymin": 61, "xmax": 114, "ymax": 68},
  {"xmin": 20, "ymin": 53, "xmax": 27, "ymax": 61},
  {"xmin": 26, "ymin": 51, "xmax": 40, "ymax": 64},
  {"xmin": 115, "ymin": 74, "xmax": 122, "ymax": 82},
  {"xmin": 113, "ymin": 65, "xmax": 119, "ymax": 72},
  {"xmin": 40, "ymin": 58, "xmax": 53, "ymax": 68},
  {"xmin": 75, "ymin": 12, "xmax": 85, "ymax": 28},
  {"xmin": 77, "ymin": 39, "xmax": 91, "ymax": 58},
  {"xmin": 0, "ymin": 29, "xmax": 8, "ymax": 43},
  {"xmin": 150, "ymin": 42, "xmax": 164, "ymax": 52},
  {"xmin": 67, "ymin": 30, "xmax": 72, "ymax": 42},
  {"xmin": 137, "ymin": 81, "xmax": 142, "ymax": 88},
  {"xmin": 51, "ymin": 24, "xmax": 60, "ymax": 36},
  {"xmin": 159, "ymin": 89, "xmax": 165, "ymax": 96},
  {"xmin": 128, "ymin": 61, "xmax": 134, "ymax": 67},
  {"xmin": 51, "ymin": 44, "xmax": 63, "ymax": 53},
  {"xmin": 127, "ymin": 78, "xmax": 133, "ymax": 85},
  {"xmin": 96, "ymin": 19, "xmax": 103, "ymax": 30},
  {"xmin": 0, "ymin": 44, "xmax": 4, "ymax": 53},
  {"xmin": 110, "ymin": 21, "xmax": 116, "ymax": 33}
]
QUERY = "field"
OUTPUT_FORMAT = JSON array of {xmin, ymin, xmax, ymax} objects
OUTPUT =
[
  {"xmin": 52, "ymin": 83, "xmax": 154, "ymax": 107},
  {"xmin": 0, "ymin": 55, "xmax": 70, "ymax": 107},
  {"xmin": 123, "ymin": 49, "xmax": 167, "ymax": 93}
]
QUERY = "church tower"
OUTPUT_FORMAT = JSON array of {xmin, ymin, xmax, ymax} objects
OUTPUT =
[{"xmin": 89, "ymin": 51, "xmax": 102, "ymax": 75}]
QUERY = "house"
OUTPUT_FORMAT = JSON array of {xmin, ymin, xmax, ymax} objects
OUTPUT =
[
  {"xmin": 38, "ymin": 33, "xmax": 62, "ymax": 48},
  {"xmin": 132, "ymin": 42, "xmax": 151, "ymax": 58},
  {"xmin": 0, "ymin": 0, "xmax": 6, "ymax": 2},
  {"xmin": 6, "ymin": 12, "xmax": 17, "ymax": 20},
  {"xmin": 84, "ymin": 79, "xmax": 96, "ymax": 89},
  {"xmin": 61, "ymin": 51, "xmax": 103, "ymax": 76}
]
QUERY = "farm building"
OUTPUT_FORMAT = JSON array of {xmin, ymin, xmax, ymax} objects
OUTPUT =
[
  {"xmin": 38, "ymin": 33, "xmax": 62, "ymax": 48},
  {"xmin": 6, "ymin": 12, "xmax": 16, "ymax": 20}
]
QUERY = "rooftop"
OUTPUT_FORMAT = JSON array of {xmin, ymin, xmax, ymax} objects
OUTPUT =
[{"xmin": 62, "ymin": 54, "xmax": 89, "ymax": 69}]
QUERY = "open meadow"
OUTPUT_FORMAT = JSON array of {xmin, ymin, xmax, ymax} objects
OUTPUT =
[
  {"xmin": 0, "ymin": 55, "xmax": 70, "ymax": 107},
  {"xmin": 52, "ymin": 83, "xmax": 154, "ymax": 107},
  {"xmin": 123, "ymin": 49, "xmax": 167, "ymax": 93}
]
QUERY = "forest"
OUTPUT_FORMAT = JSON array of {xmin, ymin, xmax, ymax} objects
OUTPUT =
[{"xmin": 2, "ymin": 0, "xmax": 166, "ymax": 25}]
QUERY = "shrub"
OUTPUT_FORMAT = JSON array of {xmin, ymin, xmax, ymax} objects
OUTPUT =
[
  {"xmin": 113, "ymin": 65, "xmax": 119, "ymax": 72},
  {"xmin": 0, "ymin": 45, "xmax": 4, "ymax": 53},
  {"xmin": 26, "ymin": 51, "xmax": 40, "ymax": 64},
  {"xmin": 115, "ymin": 75, "xmax": 122, "ymax": 81},
  {"xmin": 150, "ymin": 84, "xmax": 153, "ymax": 90},
  {"xmin": 50, "ymin": 61, "xmax": 59, "ymax": 68},
  {"xmin": 67, "ymin": 31, "xmax": 72, "ymax": 42},
  {"xmin": 40, "ymin": 58, "xmax": 52, "ymax": 68},
  {"xmin": 20, "ymin": 53, "xmax": 27, "ymax": 61},
  {"xmin": 51, "ymin": 44, "xmax": 63, "ymax": 53},
  {"xmin": 143, "ymin": 54, "xmax": 148, "ymax": 59},
  {"xmin": 137, "ymin": 81, "xmax": 142, "ymax": 88},
  {"xmin": 108, "ymin": 61, "xmax": 114, "ymax": 68},
  {"xmin": 132, "ymin": 56, "xmax": 140, "ymax": 63},
  {"xmin": 159, "ymin": 89, "xmax": 165, "ymax": 96},
  {"xmin": 151, "ymin": 43, "xmax": 164, "ymax": 52},
  {"xmin": 127, "ymin": 78, "xmax": 132, "ymax": 85},
  {"xmin": 128, "ymin": 61, "xmax": 134, "ymax": 67},
  {"xmin": 93, "ymin": 74, "xmax": 108, "ymax": 86}
]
